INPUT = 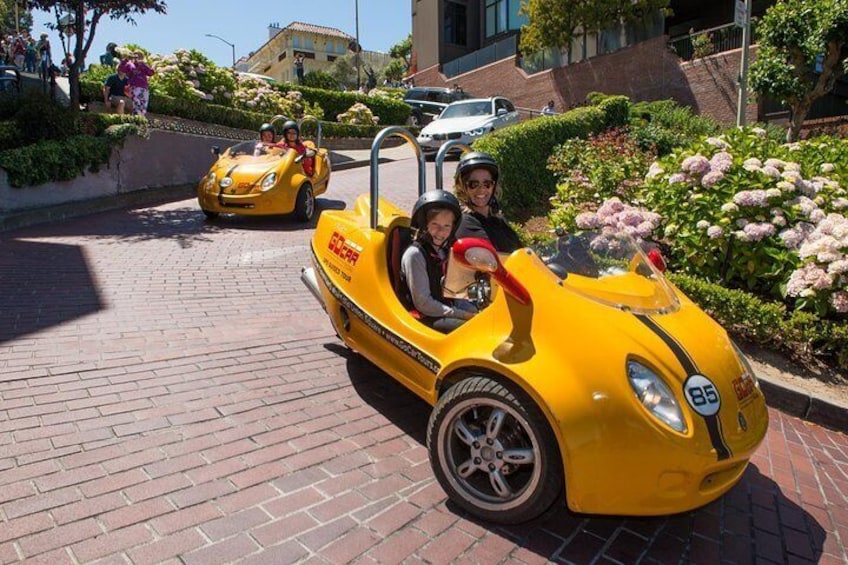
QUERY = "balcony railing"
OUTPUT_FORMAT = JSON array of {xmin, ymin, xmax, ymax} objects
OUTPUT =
[
  {"xmin": 668, "ymin": 21, "xmax": 758, "ymax": 61},
  {"xmin": 443, "ymin": 35, "xmax": 518, "ymax": 78}
]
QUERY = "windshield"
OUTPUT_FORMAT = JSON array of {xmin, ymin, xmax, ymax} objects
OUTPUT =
[
  {"xmin": 535, "ymin": 230, "xmax": 680, "ymax": 315},
  {"xmin": 440, "ymin": 101, "xmax": 492, "ymax": 119},
  {"xmin": 225, "ymin": 141, "xmax": 288, "ymax": 158}
]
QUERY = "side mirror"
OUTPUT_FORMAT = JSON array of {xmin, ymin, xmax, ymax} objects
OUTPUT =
[
  {"xmin": 451, "ymin": 238, "xmax": 531, "ymax": 305},
  {"xmin": 496, "ymin": 108, "xmax": 507, "ymax": 116},
  {"xmin": 211, "ymin": 146, "xmax": 220, "ymax": 157}
]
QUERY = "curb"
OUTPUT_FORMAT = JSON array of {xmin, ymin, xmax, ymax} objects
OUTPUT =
[{"xmin": 758, "ymin": 377, "xmax": 848, "ymax": 433}]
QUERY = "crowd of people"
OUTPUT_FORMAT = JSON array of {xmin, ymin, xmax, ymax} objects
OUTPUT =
[{"xmin": 1, "ymin": 32, "xmax": 53, "ymax": 80}]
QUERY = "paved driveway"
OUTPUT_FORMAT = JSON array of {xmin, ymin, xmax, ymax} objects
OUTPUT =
[{"xmin": 1, "ymin": 158, "xmax": 846, "ymax": 564}]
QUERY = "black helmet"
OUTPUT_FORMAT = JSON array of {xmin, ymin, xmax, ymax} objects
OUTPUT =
[
  {"xmin": 259, "ymin": 123, "xmax": 275, "ymax": 135},
  {"xmin": 281, "ymin": 120, "xmax": 299, "ymax": 136},
  {"xmin": 410, "ymin": 190, "xmax": 462, "ymax": 243},
  {"xmin": 454, "ymin": 151, "xmax": 499, "ymax": 184},
  {"xmin": 454, "ymin": 151, "xmax": 502, "ymax": 213}
]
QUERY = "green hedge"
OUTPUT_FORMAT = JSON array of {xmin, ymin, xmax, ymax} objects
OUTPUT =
[
  {"xmin": 472, "ymin": 105, "xmax": 610, "ymax": 218},
  {"xmin": 82, "ymin": 78, "xmax": 395, "ymax": 138},
  {"xmin": 276, "ymin": 84, "xmax": 410, "ymax": 126},
  {"xmin": 670, "ymin": 273, "xmax": 848, "ymax": 369},
  {"xmin": 0, "ymin": 135, "xmax": 113, "ymax": 187},
  {"xmin": 82, "ymin": 78, "xmax": 410, "ymax": 128}
]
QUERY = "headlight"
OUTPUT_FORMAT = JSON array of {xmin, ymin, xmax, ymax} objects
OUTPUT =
[
  {"xmin": 465, "ymin": 127, "xmax": 488, "ymax": 137},
  {"xmin": 627, "ymin": 361, "xmax": 687, "ymax": 433},
  {"xmin": 205, "ymin": 172, "xmax": 216, "ymax": 190},
  {"xmin": 261, "ymin": 173, "xmax": 277, "ymax": 192},
  {"xmin": 219, "ymin": 177, "xmax": 233, "ymax": 189}
]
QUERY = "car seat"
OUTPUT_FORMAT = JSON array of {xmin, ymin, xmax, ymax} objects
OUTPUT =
[{"xmin": 386, "ymin": 225, "xmax": 415, "ymax": 312}]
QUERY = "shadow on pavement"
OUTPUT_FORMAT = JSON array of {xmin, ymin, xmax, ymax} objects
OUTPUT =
[
  {"xmin": 337, "ymin": 344, "xmax": 827, "ymax": 561},
  {"xmin": 0, "ymin": 239, "xmax": 103, "ymax": 345},
  {"xmin": 9, "ymin": 197, "xmax": 351, "ymax": 243}
]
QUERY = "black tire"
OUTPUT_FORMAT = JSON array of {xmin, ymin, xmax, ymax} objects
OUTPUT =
[
  {"xmin": 294, "ymin": 183, "xmax": 315, "ymax": 222},
  {"xmin": 202, "ymin": 209, "xmax": 219, "ymax": 220},
  {"xmin": 427, "ymin": 376, "xmax": 563, "ymax": 524}
]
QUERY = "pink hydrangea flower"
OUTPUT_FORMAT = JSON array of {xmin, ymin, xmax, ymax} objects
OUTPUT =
[
  {"xmin": 681, "ymin": 155, "xmax": 711, "ymax": 176},
  {"xmin": 831, "ymin": 291, "xmax": 848, "ymax": 313},
  {"xmin": 701, "ymin": 170, "xmax": 724, "ymax": 188},
  {"xmin": 707, "ymin": 226, "xmax": 724, "ymax": 239},
  {"xmin": 709, "ymin": 152, "xmax": 733, "ymax": 172}
]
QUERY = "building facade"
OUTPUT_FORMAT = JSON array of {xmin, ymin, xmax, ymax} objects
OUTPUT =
[{"xmin": 244, "ymin": 21, "xmax": 355, "ymax": 84}]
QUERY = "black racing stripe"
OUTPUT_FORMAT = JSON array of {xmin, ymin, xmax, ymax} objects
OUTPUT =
[
  {"xmin": 706, "ymin": 414, "xmax": 731, "ymax": 460},
  {"xmin": 310, "ymin": 245, "xmax": 441, "ymax": 375},
  {"xmin": 635, "ymin": 314, "xmax": 698, "ymax": 375},
  {"xmin": 635, "ymin": 314, "xmax": 731, "ymax": 461}
]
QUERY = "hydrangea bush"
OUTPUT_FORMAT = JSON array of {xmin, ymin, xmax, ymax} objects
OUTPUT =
[
  {"xmin": 642, "ymin": 128, "xmax": 848, "ymax": 315},
  {"xmin": 336, "ymin": 102, "xmax": 379, "ymax": 125},
  {"xmin": 86, "ymin": 45, "xmax": 323, "ymax": 121}
]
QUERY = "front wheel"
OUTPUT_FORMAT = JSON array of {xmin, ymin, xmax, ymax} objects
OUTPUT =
[
  {"xmin": 201, "ymin": 209, "xmax": 219, "ymax": 220},
  {"xmin": 294, "ymin": 183, "xmax": 315, "ymax": 222},
  {"xmin": 427, "ymin": 377, "xmax": 563, "ymax": 524}
]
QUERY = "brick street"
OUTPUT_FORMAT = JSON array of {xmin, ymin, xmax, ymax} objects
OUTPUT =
[{"xmin": 1, "ymin": 157, "xmax": 846, "ymax": 564}]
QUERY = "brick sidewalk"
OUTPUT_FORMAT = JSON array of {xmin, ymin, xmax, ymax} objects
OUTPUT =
[{"xmin": 1, "ymin": 160, "xmax": 846, "ymax": 563}]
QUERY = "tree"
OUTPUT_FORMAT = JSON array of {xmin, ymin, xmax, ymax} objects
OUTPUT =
[
  {"xmin": 383, "ymin": 58, "xmax": 406, "ymax": 82},
  {"xmin": 327, "ymin": 53, "xmax": 357, "ymax": 89},
  {"xmin": 0, "ymin": 0, "xmax": 33, "ymax": 36},
  {"xmin": 749, "ymin": 0, "xmax": 848, "ymax": 142},
  {"xmin": 519, "ymin": 0, "xmax": 669, "ymax": 63},
  {"xmin": 26, "ymin": 0, "xmax": 167, "ymax": 112},
  {"xmin": 389, "ymin": 33, "xmax": 411, "ymax": 72}
]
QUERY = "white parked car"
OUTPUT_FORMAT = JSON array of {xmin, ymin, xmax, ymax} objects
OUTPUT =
[{"xmin": 416, "ymin": 96, "xmax": 520, "ymax": 156}]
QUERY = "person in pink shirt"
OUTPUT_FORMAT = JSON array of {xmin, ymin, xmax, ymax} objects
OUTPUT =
[{"xmin": 117, "ymin": 51, "xmax": 155, "ymax": 117}]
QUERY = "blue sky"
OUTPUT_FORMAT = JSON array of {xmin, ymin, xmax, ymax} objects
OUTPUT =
[{"xmin": 30, "ymin": 1, "xmax": 411, "ymax": 68}]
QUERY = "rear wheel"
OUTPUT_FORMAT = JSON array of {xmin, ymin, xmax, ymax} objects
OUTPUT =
[
  {"xmin": 427, "ymin": 376, "xmax": 563, "ymax": 524},
  {"xmin": 201, "ymin": 209, "xmax": 219, "ymax": 220},
  {"xmin": 294, "ymin": 183, "xmax": 315, "ymax": 222}
]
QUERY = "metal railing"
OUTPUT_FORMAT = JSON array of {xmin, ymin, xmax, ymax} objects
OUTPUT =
[
  {"xmin": 668, "ymin": 21, "xmax": 758, "ymax": 61},
  {"xmin": 443, "ymin": 35, "xmax": 518, "ymax": 78}
]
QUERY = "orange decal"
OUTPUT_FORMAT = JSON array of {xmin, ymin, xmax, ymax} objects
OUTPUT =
[{"xmin": 329, "ymin": 232, "xmax": 363, "ymax": 267}]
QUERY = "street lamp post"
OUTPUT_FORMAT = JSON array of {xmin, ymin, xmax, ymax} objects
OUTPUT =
[
  {"xmin": 205, "ymin": 33, "xmax": 236, "ymax": 68},
  {"xmin": 355, "ymin": 0, "xmax": 361, "ymax": 89}
]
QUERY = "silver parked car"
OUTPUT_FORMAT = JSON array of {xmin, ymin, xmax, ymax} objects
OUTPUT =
[{"xmin": 416, "ymin": 96, "xmax": 520, "ymax": 156}]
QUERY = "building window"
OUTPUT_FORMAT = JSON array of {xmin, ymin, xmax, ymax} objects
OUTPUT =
[
  {"xmin": 293, "ymin": 36, "xmax": 301, "ymax": 48},
  {"xmin": 328, "ymin": 55, "xmax": 337, "ymax": 62},
  {"xmin": 485, "ymin": 0, "xmax": 507, "ymax": 38},
  {"xmin": 305, "ymin": 37, "xmax": 313, "ymax": 50},
  {"xmin": 444, "ymin": 1, "xmax": 467, "ymax": 46}
]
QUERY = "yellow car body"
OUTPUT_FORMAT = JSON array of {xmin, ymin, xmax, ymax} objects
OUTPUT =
[
  {"xmin": 301, "ymin": 127, "xmax": 768, "ymax": 524},
  {"xmin": 197, "ymin": 139, "xmax": 330, "ymax": 222}
]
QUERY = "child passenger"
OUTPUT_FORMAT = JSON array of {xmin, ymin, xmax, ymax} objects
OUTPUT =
[{"xmin": 401, "ymin": 190, "xmax": 477, "ymax": 333}]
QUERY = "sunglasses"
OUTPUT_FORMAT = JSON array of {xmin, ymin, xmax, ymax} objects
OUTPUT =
[{"xmin": 466, "ymin": 179, "xmax": 495, "ymax": 189}]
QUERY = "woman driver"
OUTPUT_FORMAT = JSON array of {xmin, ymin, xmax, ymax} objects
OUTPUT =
[
  {"xmin": 401, "ymin": 190, "xmax": 476, "ymax": 333},
  {"xmin": 453, "ymin": 152, "xmax": 522, "ymax": 253}
]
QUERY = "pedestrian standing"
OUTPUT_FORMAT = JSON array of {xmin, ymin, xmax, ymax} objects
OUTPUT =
[
  {"xmin": 118, "ymin": 51, "xmax": 155, "ymax": 117},
  {"xmin": 294, "ymin": 52, "xmax": 304, "ymax": 84}
]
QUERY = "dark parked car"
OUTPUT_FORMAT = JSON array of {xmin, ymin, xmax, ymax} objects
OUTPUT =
[{"xmin": 403, "ymin": 86, "xmax": 472, "ymax": 126}]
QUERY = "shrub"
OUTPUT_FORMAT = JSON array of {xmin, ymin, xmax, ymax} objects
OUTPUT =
[
  {"xmin": 0, "ymin": 135, "xmax": 112, "ymax": 187},
  {"xmin": 547, "ymin": 128, "xmax": 655, "ymax": 231},
  {"xmin": 472, "ymin": 105, "xmax": 608, "ymax": 219},
  {"xmin": 13, "ymin": 93, "xmax": 77, "ymax": 145},
  {"xmin": 0, "ymin": 120, "xmax": 21, "ymax": 151},
  {"xmin": 337, "ymin": 102, "xmax": 379, "ymax": 125},
  {"xmin": 302, "ymin": 70, "xmax": 339, "ymax": 90},
  {"xmin": 276, "ymin": 84, "xmax": 409, "ymax": 125},
  {"xmin": 629, "ymin": 99, "xmax": 720, "ymax": 155}
]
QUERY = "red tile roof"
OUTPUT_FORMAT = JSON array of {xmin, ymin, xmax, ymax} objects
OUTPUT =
[{"xmin": 283, "ymin": 21, "xmax": 354, "ymax": 41}]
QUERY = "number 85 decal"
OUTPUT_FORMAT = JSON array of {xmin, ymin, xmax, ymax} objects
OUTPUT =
[{"xmin": 683, "ymin": 375, "xmax": 721, "ymax": 417}]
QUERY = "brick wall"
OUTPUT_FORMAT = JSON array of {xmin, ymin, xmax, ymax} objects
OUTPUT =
[{"xmin": 412, "ymin": 36, "xmax": 758, "ymax": 126}]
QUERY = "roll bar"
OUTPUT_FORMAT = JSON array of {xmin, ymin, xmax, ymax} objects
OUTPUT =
[
  {"xmin": 434, "ymin": 140, "xmax": 472, "ymax": 191},
  {"xmin": 298, "ymin": 115, "xmax": 322, "ymax": 148},
  {"xmin": 369, "ymin": 126, "xmax": 426, "ymax": 230}
]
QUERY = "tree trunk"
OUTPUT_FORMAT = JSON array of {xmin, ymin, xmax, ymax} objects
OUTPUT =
[{"xmin": 787, "ymin": 97, "xmax": 813, "ymax": 142}]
